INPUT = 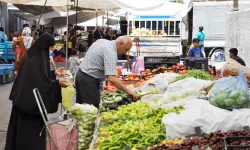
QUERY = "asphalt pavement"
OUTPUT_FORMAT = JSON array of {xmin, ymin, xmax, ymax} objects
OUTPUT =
[{"xmin": 0, "ymin": 83, "xmax": 12, "ymax": 150}]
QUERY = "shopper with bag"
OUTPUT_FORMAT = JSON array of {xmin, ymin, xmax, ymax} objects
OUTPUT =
[
  {"xmin": 5, "ymin": 33, "xmax": 69, "ymax": 150},
  {"xmin": 12, "ymin": 27, "xmax": 35, "ymax": 75},
  {"xmin": 75, "ymin": 36, "xmax": 138, "ymax": 108}
]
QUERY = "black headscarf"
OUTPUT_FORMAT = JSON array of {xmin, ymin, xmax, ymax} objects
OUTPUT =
[{"xmin": 9, "ymin": 33, "xmax": 62, "ymax": 115}]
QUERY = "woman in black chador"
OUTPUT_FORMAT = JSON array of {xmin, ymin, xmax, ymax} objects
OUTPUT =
[{"xmin": 5, "ymin": 33, "xmax": 69, "ymax": 150}]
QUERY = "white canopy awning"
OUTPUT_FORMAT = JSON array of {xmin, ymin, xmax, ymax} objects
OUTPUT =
[
  {"xmin": 125, "ymin": 2, "xmax": 189, "ymax": 19},
  {"xmin": 2, "ymin": 0, "xmax": 117, "ymax": 10},
  {"xmin": 3, "ymin": 0, "xmax": 171, "ymax": 11},
  {"xmin": 77, "ymin": 16, "xmax": 106, "ymax": 27}
]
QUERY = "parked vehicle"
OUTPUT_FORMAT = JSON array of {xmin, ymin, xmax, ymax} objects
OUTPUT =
[{"xmin": 192, "ymin": 1, "xmax": 250, "ymax": 57}]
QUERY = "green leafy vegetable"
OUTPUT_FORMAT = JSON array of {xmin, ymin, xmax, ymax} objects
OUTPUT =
[{"xmin": 170, "ymin": 69, "xmax": 214, "ymax": 83}]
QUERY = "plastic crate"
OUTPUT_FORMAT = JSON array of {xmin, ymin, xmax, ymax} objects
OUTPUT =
[
  {"xmin": 224, "ymin": 136, "xmax": 250, "ymax": 150},
  {"xmin": 0, "ymin": 64, "xmax": 15, "ymax": 84},
  {"xmin": 184, "ymin": 57, "xmax": 209, "ymax": 71},
  {"xmin": 0, "ymin": 74, "xmax": 7, "ymax": 84},
  {"xmin": 0, "ymin": 68, "xmax": 4, "ymax": 75},
  {"xmin": 5, "ymin": 72, "xmax": 12, "ymax": 83}
]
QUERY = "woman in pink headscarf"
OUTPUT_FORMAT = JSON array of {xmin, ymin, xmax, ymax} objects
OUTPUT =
[{"xmin": 13, "ymin": 27, "xmax": 35, "ymax": 75}]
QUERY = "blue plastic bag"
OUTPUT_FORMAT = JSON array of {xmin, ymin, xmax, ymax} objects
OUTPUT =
[{"xmin": 209, "ymin": 70, "xmax": 249, "ymax": 109}]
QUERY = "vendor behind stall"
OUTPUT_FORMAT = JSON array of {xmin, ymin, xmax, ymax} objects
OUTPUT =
[
  {"xmin": 188, "ymin": 38, "xmax": 204, "ymax": 58},
  {"xmin": 229, "ymin": 48, "xmax": 246, "ymax": 66},
  {"xmin": 76, "ymin": 36, "xmax": 138, "ymax": 108}
]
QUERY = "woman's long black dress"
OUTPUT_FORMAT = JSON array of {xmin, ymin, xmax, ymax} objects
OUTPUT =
[{"xmin": 5, "ymin": 33, "xmax": 62, "ymax": 150}]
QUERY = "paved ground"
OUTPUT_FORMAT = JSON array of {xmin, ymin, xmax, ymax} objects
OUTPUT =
[
  {"xmin": 0, "ymin": 83, "xmax": 12, "ymax": 150},
  {"xmin": 0, "ymin": 61, "xmax": 76, "ymax": 149}
]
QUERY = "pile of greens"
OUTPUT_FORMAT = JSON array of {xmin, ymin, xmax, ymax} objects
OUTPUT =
[
  {"xmin": 170, "ymin": 69, "xmax": 214, "ymax": 83},
  {"xmin": 100, "ymin": 90, "xmax": 133, "ymax": 112},
  {"xmin": 95, "ymin": 101, "xmax": 185, "ymax": 150}
]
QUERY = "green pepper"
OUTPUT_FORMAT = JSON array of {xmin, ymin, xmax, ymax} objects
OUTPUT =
[{"xmin": 108, "ymin": 146, "xmax": 121, "ymax": 150}]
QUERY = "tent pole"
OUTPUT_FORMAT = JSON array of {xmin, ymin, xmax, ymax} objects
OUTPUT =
[
  {"xmin": 107, "ymin": 11, "xmax": 109, "ymax": 28},
  {"xmin": 66, "ymin": 0, "xmax": 69, "ymax": 69},
  {"xmin": 37, "ymin": 0, "xmax": 48, "ymax": 26},
  {"xmin": 75, "ymin": 0, "xmax": 78, "ymax": 47},
  {"xmin": 95, "ymin": 10, "xmax": 97, "ymax": 30},
  {"xmin": 102, "ymin": 12, "xmax": 104, "ymax": 27}
]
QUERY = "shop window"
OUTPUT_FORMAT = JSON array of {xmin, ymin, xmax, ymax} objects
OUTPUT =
[
  {"xmin": 140, "ymin": 21, "xmax": 145, "ymax": 28},
  {"xmin": 175, "ymin": 21, "xmax": 180, "ymax": 35},
  {"xmin": 135, "ymin": 21, "xmax": 139, "ymax": 28},
  {"xmin": 158, "ymin": 21, "xmax": 163, "ymax": 35},
  {"xmin": 170, "ymin": 21, "xmax": 175, "ymax": 35},
  {"xmin": 164, "ymin": 21, "xmax": 169, "ymax": 35},
  {"xmin": 152, "ymin": 21, "xmax": 157, "ymax": 35}
]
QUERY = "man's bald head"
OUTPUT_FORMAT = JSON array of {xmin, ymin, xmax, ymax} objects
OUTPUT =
[{"xmin": 115, "ymin": 35, "xmax": 132, "ymax": 55}]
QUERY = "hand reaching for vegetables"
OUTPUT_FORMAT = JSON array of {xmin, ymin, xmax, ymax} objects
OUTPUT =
[{"xmin": 127, "ymin": 91, "xmax": 139, "ymax": 100}]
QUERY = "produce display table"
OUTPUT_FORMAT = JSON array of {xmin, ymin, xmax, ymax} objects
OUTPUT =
[{"xmin": 61, "ymin": 62, "xmax": 250, "ymax": 150}]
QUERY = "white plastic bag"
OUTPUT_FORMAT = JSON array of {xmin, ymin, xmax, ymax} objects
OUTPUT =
[
  {"xmin": 133, "ymin": 73, "xmax": 179, "ymax": 93},
  {"xmin": 209, "ymin": 70, "xmax": 250, "ymax": 109},
  {"xmin": 157, "ymin": 89, "xmax": 199, "ymax": 106},
  {"xmin": 141, "ymin": 94, "xmax": 165, "ymax": 109},
  {"xmin": 162, "ymin": 99, "xmax": 250, "ymax": 139},
  {"xmin": 167, "ymin": 77, "xmax": 212, "ymax": 92}
]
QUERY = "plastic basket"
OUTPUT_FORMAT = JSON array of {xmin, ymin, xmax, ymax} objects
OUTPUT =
[{"xmin": 224, "ymin": 136, "xmax": 250, "ymax": 150}]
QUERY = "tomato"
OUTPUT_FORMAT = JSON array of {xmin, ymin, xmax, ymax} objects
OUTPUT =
[
  {"xmin": 133, "ymin": 74, "xmax": 138, "ymax": 78},
  {"xmin": 128, "ymin": 77, "xmax": 134, "ymax": 80},
  {"xmin": 145, "ymin": 69, "xmax": 151, "ymax": 73},
  {"xmin": 177, "ymin": 64, "xmax": 183, "ymax": 68}
]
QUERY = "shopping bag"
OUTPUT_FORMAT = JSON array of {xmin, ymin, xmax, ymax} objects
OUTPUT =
[
  {"xmin": 47, "ymin": 120, "xmax": 77, "ymax": 150},
  {"xmin": 132, "ymin": 56, "xmax": 145, "ymax": 73},
  {"xmin": 62, "ymin": 77, "xmax": 74, "ymax": 110},
  {"xmin": 68, "ymin": 42, "xmax": 72, "ymax": 49},
  {"xmin": 209, "ymin": 70, "xmax": 250, "ymax": 109}
]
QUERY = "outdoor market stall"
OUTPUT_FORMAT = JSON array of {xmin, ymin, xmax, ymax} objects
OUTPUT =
[
  {"xmin": 55, "ymin": 57, "xmax": 250, "ymax": 150},
  {"xmin": 3, "ymin": 1, "xmax": 250, "ymax": 150}
]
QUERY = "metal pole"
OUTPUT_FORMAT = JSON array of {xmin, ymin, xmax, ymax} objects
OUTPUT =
[
  {"xmin": 37, "ymin": 0, "xmax": 48, "ymax": 26},
  {"xmin": 95, "ymin": 10, "xmax": 98, "ymax": 30},
  {"xmin": 107, "ymin": 11, "xmax": 109, "ymax": 28},
  {"xmin": 66, "ymin": 0, "xmax": 69, "ymax": 69},
  {"xmin": 233, "ymin": 0, "xmax": 238, "ymax": 11},
  {"xmin": 127, "ymin": 12, "xmax": 129, "ymax": 35},
  {"xmin": 102, "ymin": 12, "xmax": 104, "ymax": 27},
  {"xmin": 75, "ymin": 0, "xmax": 78, "ymax": 47}
]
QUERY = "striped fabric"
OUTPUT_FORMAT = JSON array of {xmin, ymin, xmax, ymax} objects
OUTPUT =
[
  {"xmin": 47, "ymin": 123, "xmax": 77, "ymax": 150},
  {"xmin": 78, "ymin": 39, "xmax": 118, "ymax": 81}
]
